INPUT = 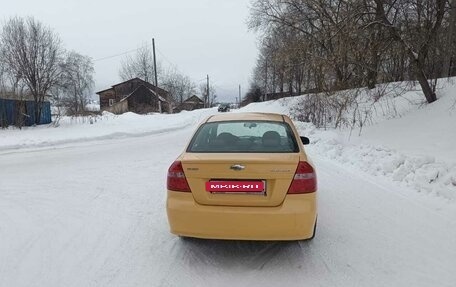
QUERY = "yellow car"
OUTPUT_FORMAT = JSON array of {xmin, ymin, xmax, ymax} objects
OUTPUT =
[{"xmin": 166, "ymin": 112, "xmax": 317, "ymax": 240}]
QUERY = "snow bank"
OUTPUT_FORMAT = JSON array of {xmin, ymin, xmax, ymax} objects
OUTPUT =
[
  {"xmin": 294, "ymin": 121, "xmax": 456, "ymax": 200},
  {"xmin": 239, "ymin": 79, "xmax": 456, "ymax": 199},
  {"xmin": 0, "ymin": 108, "xmax": 217, "ymax": 150}
]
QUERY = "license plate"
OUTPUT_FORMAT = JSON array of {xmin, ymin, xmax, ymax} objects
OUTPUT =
[{"xmin": 206, "ymin": 180, "xmax": 265, "ymax": 194}]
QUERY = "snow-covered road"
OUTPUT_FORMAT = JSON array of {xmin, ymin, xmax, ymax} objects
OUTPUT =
[{"xmin": 1, "ymin": 128, "xmax": 455, "ymax": 287}]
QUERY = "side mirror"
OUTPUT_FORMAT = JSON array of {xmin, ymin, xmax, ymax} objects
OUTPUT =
[{"xmin": 300, "ymin": 136, "xmax": 310, "ymax": 145}]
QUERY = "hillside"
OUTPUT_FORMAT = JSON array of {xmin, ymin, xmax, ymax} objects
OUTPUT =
[{"xmin": 239, "ymin": 80, "xmax": 456, "ymax": 199}]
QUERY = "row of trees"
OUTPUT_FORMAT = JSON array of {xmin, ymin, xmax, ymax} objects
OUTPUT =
[
  {"xmin": 0, "ymin": 16, "xmax": 94, "ymax": 124},
  {"xmin": 246, "ymin": 0, "xmax": 456, "ymax": 105},
  {"xmin": 118, "ymin": 45, "xmax": 217, "ymax": 107}
]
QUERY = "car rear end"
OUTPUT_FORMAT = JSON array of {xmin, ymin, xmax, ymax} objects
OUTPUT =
[{"xmin": 166, "ymin": 113, "xmax": 317, "ymax": 240}]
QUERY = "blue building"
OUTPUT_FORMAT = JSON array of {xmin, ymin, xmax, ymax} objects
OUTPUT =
[{"xmin": 0, "ymin": 98, "xmax": 52, "ymax": 127}]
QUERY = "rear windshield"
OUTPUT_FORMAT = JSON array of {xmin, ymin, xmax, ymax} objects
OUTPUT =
[{"xmin": 187, "ymin": 120, "xmax": 299, "ymax": 153}]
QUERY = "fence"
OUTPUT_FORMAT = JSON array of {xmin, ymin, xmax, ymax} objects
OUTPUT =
[{"xmin": 0, "ymin": 98, "xmax": 52, "ymax": 127}]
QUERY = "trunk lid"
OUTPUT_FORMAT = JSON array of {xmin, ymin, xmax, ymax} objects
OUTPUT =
[{"xmin": 181, "ymin": 153, "xmax": 299, "ymax": 207}]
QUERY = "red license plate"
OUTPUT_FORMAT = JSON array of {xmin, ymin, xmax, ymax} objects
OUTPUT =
[{"xmin": 205, "ymin": 181, "xmax": 265, "ymax": 192}]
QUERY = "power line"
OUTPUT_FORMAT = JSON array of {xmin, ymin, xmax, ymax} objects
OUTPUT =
[
  {"xmin": 92, "ymin": 40, "xmax": 211, "ymax": 90},
  {"xmin": 155, "ymin": 47, "xmax": 176, "ymax": 68},
  {"xmin": 155, "ymin": 47, "xmax": 211, "ymax": 85},
  {"xmin": 93, "ymin": 47, "xmax": 143, "ymax": 62}
]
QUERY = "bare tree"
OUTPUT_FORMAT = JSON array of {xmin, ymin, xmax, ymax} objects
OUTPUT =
[
  {"xmin": 0, "ymin": 50, "xmax": 6, "ymax": 96},
  {"xmin": 242, "ymin": 83, "xmax": 263, "ymax": 106},
  {"xmin": 119, "ymin": 45, "xmax": 159, "ymax": 84},
  {"xmin": 249, "ymin": 0, "xmax": 453, "ymax": 104},
  {"xmin": 442, "ymin": 0, "xmax": 456, "ymax": 77},
  {"xmin": 0, "ymin": 16, "xmax": 63, "ymax": 124},
  {"xmin": 58, "ymin": 51, "xmax": 95, "ymax": 115},
  {"xmin": 371, "ymin": 0, "xmax": 447, "ymax": 103},
  {"xmin": 161, "ymin": 67, "xmax": 196, "ymax": 104}
]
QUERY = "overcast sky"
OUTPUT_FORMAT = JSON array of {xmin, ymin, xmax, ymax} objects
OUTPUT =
[{"xmin": 0, "ymin": 0, "xmax": 258, "ymax": 102}]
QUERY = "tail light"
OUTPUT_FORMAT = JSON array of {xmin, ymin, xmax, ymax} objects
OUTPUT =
[
  {"xmin": 167, "ymin": 161, "xmax": 191, "ymax": 192},
  {"xmin": 287, "ymin": 161, "xmax": 317, "ymax": 194}
]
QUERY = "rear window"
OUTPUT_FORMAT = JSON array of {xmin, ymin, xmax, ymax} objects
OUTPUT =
[{"xmin": 187, "ymin": 120, "xmax": 299, "ymax": 153}]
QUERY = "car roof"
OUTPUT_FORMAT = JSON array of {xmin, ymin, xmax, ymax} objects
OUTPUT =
[{"xmin": 206, "ymin": 112, "xmax": 286, "ymax": 123}]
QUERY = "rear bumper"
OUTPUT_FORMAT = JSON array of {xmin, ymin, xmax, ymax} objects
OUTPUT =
[{"xmin": 166, "ymin": 191, "xmax": 317, "ymax": 240}]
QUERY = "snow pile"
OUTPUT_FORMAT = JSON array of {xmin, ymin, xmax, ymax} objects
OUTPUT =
[
  {"xmin": 241, "ymin": 80, "xmax": 456, "ymax": 199},
  {"xmin": 295, "ymin": 121, "xmax": 456, "ymax": 199},
  {"xmin": 0, "ymin": 108, "xmax": 217, "ymax": 150},
  {"xmin": 85, "ymin": 103, "xmax": 100, "ymax": 111}
]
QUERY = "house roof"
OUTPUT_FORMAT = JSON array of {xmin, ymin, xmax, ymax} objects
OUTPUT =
[
  {"xmin": 183, "ymin": 95, "xmax": 204, "ymax": 103},
  {"xmin": 113, "ymin": 77, "xmax": 170, "ymax": 95},
  {"xmin": 96, "ymin": 78, "xmax": 171, "ymax": 102},
  {"xmin": 120, "ymin": 84, "xmax": 168, "ymax": 103},
  {"xmin": 111, "ymin": 77, "xmax": 144, "ymax": 88},
  {"xmin": 95, "ymin": 87, "xmax": 114, "ymax": 95}
]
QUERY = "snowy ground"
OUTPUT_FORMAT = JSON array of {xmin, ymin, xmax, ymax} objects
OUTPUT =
[
  {"xmin": 1, "ymin": 128, "xmax": 456, "ymax": 287},
  {"xmin": 0, "ymin": 108, "xmax": 216, "ymax": 151},
  {"xmin": 239, "ymin": 81, "xmax": 456, "ymax": 200},
  {"xmin": 1, "ymin": 80, "xmax": 456, "ymax": 286}
]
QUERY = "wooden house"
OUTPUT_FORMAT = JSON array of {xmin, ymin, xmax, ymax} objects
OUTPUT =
[
  {"xmin": 96, "ymin": 78, "xmax": 173, "ymax": 114},
  {"xmin": 176, "ymin": 95, "xmax": 205, "ymax": 112}
]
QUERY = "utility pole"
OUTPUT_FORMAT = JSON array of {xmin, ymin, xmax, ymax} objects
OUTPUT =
[
  {"xmin": 206, "ymin": 74, "xmax": 210, "ymax": 108},
  {"xmin": 238, "ymin": 84, "xmax": 241, "ymax": 108},
  {"xmin": 152, "ymin": 38, "xmax": 158, "ymax": 87}
]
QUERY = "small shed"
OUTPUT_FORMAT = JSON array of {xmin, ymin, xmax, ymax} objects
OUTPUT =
[
  {"xmin": 96, "ymin": 78, "xmax": 173, "ymax": 114},
  {"xmin": 176, "ymin": 95, "xmax": 205, "ymax": 112}
]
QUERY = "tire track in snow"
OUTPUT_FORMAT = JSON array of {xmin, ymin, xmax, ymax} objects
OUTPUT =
[{"xmin": 1, "ymin": 128, "xmax": 456, "ymax": 287}]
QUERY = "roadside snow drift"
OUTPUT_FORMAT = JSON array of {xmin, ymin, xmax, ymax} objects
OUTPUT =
[
  {"xmin": 237, "ymin": 81, "xmax": 456, "ymax": 200},
  {"xmin": 0, "ymin": 108, "xmax": 217, "ymax": 150}
]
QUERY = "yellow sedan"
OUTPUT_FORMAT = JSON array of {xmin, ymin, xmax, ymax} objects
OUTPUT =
[{"xmin": 166, "ymin": 112, "xmax": 317, "ymax": 240}]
